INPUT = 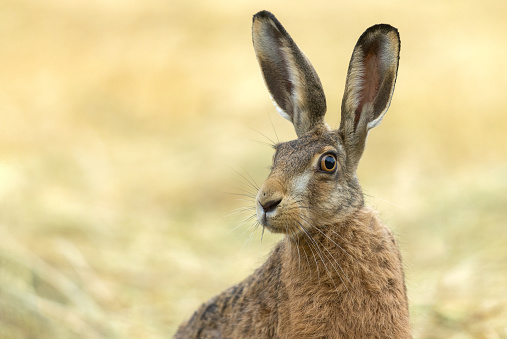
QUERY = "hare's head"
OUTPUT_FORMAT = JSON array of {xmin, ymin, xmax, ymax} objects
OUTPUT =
[{"xmin": 252, "ymin": 11, "xmax": 400, "ymax": 235}]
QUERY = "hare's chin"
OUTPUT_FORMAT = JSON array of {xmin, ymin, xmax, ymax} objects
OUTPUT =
[
  {"xmin": 257, "ymin": 214, "xmax": 301, "ymax": 235},
  {"xmin": 256, "ymin": 211, "xmax": 284, "ymax": 234},
  {"xmin": 257, "ymin": 212, "xmax": 275, "ymax": 230}
]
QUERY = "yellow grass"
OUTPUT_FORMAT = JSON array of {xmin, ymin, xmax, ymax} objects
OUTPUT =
[{"xmin": 1, "ymin": 0, "xmax": 506, "ymax": 337}]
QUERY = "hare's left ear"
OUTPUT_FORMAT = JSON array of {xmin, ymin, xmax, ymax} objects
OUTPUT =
[
  {"xmin": 252, "ymin": 11, "xmax": 327, "ymax": 137},
  {"xmin": 339, "ymin": 24, "xmax": 400, "ymax": 173}
]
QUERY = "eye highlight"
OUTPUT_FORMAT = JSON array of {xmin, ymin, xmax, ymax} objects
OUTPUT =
[{"xmin": 319, "ymin": 154, "xmax": 337, "ymax": 173}]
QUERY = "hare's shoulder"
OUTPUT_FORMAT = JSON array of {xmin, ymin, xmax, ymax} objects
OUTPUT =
[{"xmin": 175, "ymin": 243, "xmax": 286, "ymax": 338}]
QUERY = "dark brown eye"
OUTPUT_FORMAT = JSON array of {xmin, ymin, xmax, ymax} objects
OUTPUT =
[{"xmin": 320, "ymin": 154, "xmax": 337, "ymax": 172}]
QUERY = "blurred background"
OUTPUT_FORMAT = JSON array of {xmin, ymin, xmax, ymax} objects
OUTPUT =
[{"xmin": 0, "ymin": 0, "xmax": 506, "ymax": 338}]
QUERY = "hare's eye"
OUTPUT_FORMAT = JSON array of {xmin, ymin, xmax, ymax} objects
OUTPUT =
[{"xmin": 320, "ymin": 154, "xmax": 337, "ymax": 172}]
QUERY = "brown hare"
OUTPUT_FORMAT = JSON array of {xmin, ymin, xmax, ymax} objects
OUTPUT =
[{"xmin": 174, "ymin": 10, "xmax": 411, "ymax": 339}]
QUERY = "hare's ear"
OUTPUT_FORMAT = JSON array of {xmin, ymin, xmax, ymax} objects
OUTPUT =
[
  {"xmin": 339, "ymin": 24, "xmax": 400, "ymax": 173},
  {"xmin": 252, "ymin": 11, "xmax": 327, "ymax": 137}
]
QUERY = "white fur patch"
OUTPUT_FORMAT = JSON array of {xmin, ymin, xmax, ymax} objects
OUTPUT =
[
  {"xmin": 269, "ymin": 93, "xmax": 292, "ymax": 122},
  {"xmin": 291, "ymin": 173, "xmax": 312, "ymax": 196}
]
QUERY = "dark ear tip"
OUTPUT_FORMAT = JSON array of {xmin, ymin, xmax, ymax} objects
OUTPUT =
[
  {"xmin": 357, "ymin": 23, "xmax": 400, "ymax": 56},
  {"xmin": 252, "ymin": 11, "xmax": 290, "ymax": 41},
  {"xmin": 364, "ymin": 24, "xmax": 399, "ymax": 35},
  {"xmin": 253, "ymin": 10, "xmax": 275, "ymax": 22},
  {"xmin": 362, "ymin": 24, "xmax": 400, "ymax": 43}
]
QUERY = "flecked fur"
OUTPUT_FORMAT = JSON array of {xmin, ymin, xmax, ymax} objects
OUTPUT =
[{"xmin": 174, "ymin": 10, "xmax": 411, "ymax": 339}]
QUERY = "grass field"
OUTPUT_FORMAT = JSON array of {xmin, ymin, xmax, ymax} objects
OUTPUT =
[{"xmin": 1, "ymin": 0, "xmax": 506, "ymax": 338}]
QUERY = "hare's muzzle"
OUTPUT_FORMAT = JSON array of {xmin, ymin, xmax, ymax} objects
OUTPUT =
[
  {"xmin": 259, "ymin": 198, "xmax": 282, "ymax": 214},
  {"xmin": 256, "ymin": 195, "xmax": 283, "ymax": 228},
  {"xmin": 256, "ymin": 181, "xmax": 284, "ymax": 230}
]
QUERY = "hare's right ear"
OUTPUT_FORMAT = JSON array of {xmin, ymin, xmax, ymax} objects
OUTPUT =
[
  {"xmin": 339, "ymin": 24, "xmax": 400, "ymax": 173},
  {"xmin": 252, "ymin": 11, "xmax": 327, "ymax": 138}
]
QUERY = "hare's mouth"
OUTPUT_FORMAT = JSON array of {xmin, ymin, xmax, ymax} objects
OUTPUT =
[
  {"xmin": 256, "ymin": 199, "xmax": 309, "ymax": 236},
  {"xmin": 256, "ymin": 199, "xmax": 289, "ymax": 234},
  {"xmin": 257, "ymin": 201, "xmax": 277, "ymax": 230}
]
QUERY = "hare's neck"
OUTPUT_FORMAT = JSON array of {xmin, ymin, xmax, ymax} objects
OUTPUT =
[
  {"xmin": 282, "ymin": 207, "xmax": 404, "ymax": 294},
  {"xmin": 277, "ymin": 207, "xmax": 411, "ymax": 339}
]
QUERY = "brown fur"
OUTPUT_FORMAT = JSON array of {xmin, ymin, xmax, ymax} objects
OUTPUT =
[
  {"xmin": 175, "ymin": 209, "xmax": 410, "ymax": 338},
  {"xmin": 174, "ymin": 10, "xmax": 411, "ymax": 338}
]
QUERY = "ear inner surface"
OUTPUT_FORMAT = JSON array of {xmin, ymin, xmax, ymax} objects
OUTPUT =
[
  {"xmin": 354, "ymin": 47, "xmax": 381, "ymax": 131},
  {"xmin": 339, "ymin": 24, "xmax": 400, "ymax": 172},
  {"xmin": 370, "ymin": 66, "xmax": 396, "ymax": 130}
]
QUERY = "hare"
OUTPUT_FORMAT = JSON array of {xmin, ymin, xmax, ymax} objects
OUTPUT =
[{"xmin": 174, "ymin": 10, "xmax": 411, "ymax": 339}]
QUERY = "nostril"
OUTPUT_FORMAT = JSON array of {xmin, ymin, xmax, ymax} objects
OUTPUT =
[{"xmin": 260, "ymin": 199, "xmax": 282, "ymax": 213}]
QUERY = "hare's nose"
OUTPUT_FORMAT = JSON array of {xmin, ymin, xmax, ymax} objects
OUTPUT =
[{"xmin": 260, "ymin": 199, "xmax": 282, "ymax": 213}]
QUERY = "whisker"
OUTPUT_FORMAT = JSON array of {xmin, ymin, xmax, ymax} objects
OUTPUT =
[
  {"xmin": 301, "ymin": 240, "xmax": 312, "ymax": 272},
  {"xmin": 223, "ymin": 183, "xmax": 257, "ymax": 195},
  {"xmin": 293, "ymin": 228, "xmax": 301, "ymax": 270},
  {"xmin": 222, "ymin": 185, "xmax": 257, "ymax": 198},
  {"xmin": 223, "ymin": 191, "xmax": 257, "ymax": 200},
  {"xmin": 233, "ymin": 198, "xmax": 256, "ymax": 203},
  {"xmin": 248, "ymin": 126, "xmax": 277, "ymax": 147},
  {"xmin": 249, "ymin": 139, "xmax": 275, "ymax": 148},
  {"xmin": 294, "ymin": 217, "xmax": 346, "ymax": 295},
  {"xmin": 284, "ymin": 201, "xmax": 360, "ymax": 269},
  {"xmin": 233, "ymin": 206, "xmax": 256, "ymax": 210},
  {"xmin": 242, "ymin": 225, "xmax": 257, "ymax": 249},
  {"xmin": 298, "ymin": 214, "xmax": 360, "ymax": 270},
  {"xmin": 284, "ymin": 200, "xmax": 337, "ymax": 212},
  {"xmin": 291, "ymin": 215, "xmax": 341, "ymax": 293},
  {"xmin": 239, "ymin": 166, "xmax": 260, "ymax": 192},
  {"xmin": 285, "ymin": 223, "xmax": 294, "ymax": 256},
  {"xmin": 228, "ymin": 214, "xmax": 257, "ymax": 235},
  {"xmin": 291, "ymin": 201, "xmax": 337, "ymax": 212},
  {"xmin": 298, "ymin": 216, "xmax": 353, "ymax": 291},
  {"xmin": 226, "ymin": 165, "xmax": 260, "ymax": 192},
  {"xmin": 223, "ymin": 207, "xmax": 256, "ymax": 219},
  {"xmin": 228, "ymin": 179, "xmax": 258, "ymax": 195},
  {"xmin": 266, "ymin": 110, "xmax": 280, "ymax": 144},
  {"xmin": 296, "ymin": 222, "xmax": 321, "ymax": 283},
  {"xmin": 363, "ymin": 192, "xmax": 403, "ymax": 209}
]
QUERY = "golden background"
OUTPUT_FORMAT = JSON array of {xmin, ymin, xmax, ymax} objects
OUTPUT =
[{"xmin": 0, "ymin": 0, "xmax": 506, "ymax": 338}]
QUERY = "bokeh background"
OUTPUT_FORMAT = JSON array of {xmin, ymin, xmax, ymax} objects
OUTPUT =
[{"xmin": 1, "ymin": 0, "xmax": 506, "ymax": 338}]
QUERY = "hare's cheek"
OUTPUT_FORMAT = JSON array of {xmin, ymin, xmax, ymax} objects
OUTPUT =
[
  {"xmin": 285, "ymin": 208, "xmax": 312, "ymax": 237},
  {"xmin": 290, "ymin": 173, "xmax": 312, "ymax": 199}
]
